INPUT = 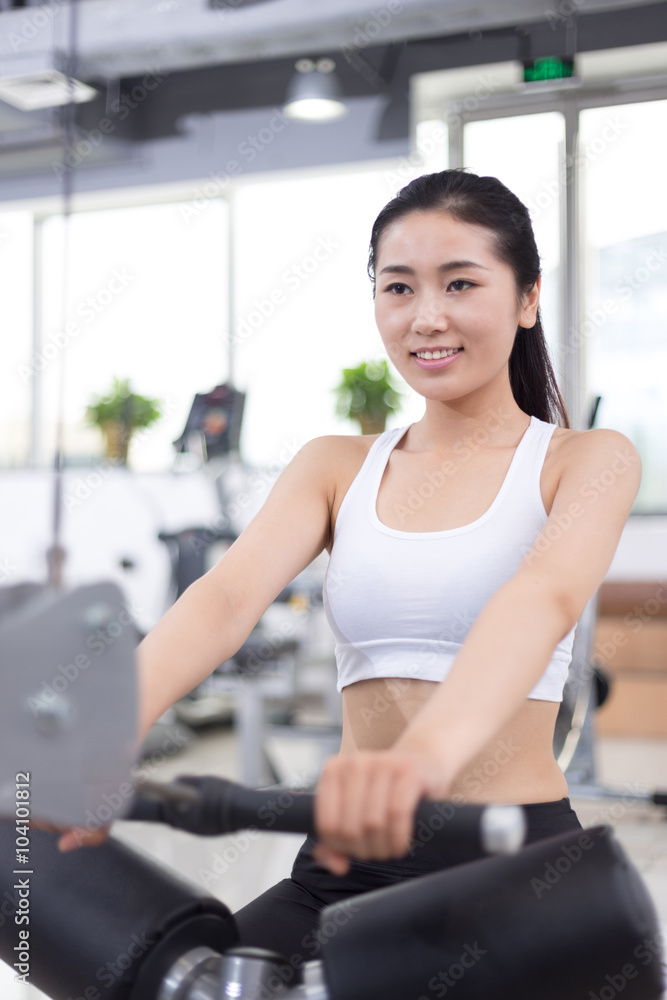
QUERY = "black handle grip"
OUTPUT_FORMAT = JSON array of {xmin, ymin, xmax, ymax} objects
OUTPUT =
[{"xmin": 126, "ymin": 776, "xmax": 527, "ymax": 855}]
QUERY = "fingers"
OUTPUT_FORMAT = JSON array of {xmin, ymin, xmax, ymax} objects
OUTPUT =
[
  {"xmin": 29, "ymin": 818, "xmax": 111, "ymax": 851},
  {"xmin": 314, "ymin": 751, "xmax": 427, "ymax": 870},
  {"xmin": 30, "ymin": 820, "xmax": 64, "ymax": 834},
  {"xmin": 58, "ymin": 826, "xmax": 111, "ymax": 852},
  {"xmin": 311, "ymin": 843, "xmax": 350, "ymax": 876},
  {"xmin": 363, "ymin": 764, "xmax": 396, "ymax": 859}
]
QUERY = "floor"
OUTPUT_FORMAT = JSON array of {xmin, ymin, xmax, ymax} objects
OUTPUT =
[{"xmin": 3, "ymin": 728, "xmax": 666, "ymax": 999}]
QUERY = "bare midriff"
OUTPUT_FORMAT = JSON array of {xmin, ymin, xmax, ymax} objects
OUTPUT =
[
  {"xmin": 340, "ymin": 677, "xmax": 569, "ymax": 805},
  {"xmin": 325, "ymin": 417, "xmax": 578, "ymax": 807}
]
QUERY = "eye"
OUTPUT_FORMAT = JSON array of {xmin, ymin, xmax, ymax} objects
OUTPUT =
[
  {"xmin": 383, "ymin": 282, "xmax": 412, "ymax": 295},
  {"xmin": 447, "ymin": 279, "xmax": 473, "ymax": 293}
]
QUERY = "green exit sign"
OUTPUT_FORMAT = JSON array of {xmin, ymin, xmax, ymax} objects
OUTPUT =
[{"xmin": 523, "ymin": 57, "xmax": 575, "ymax": 82}]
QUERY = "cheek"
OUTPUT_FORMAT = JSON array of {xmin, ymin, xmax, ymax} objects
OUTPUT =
[{"xmin": 374, "ymin": 300, "xmax": 400, "ymax": 337}]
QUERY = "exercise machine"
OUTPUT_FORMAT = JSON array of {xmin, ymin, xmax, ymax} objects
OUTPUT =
[
  {"xmin": 0, "ymin": 776, "xmax": 665, "ymax": 1000},
  {"xmin": 0, "ymin": 577, "xmax": 665, "ymax": 1000}
]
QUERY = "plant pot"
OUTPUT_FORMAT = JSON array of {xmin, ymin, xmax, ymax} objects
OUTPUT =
[
  {"xmin": 100, "ymin": 420, "xmax": 131, "ymax": 464},
  {"xmin": 356, "ymin": 414, "xmax": 387, "ymax": 435}
]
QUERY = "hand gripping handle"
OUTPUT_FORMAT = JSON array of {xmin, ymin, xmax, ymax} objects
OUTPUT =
[{"xmin": 127, "ymin": 776, "xmax": 527, "ymax": 855}]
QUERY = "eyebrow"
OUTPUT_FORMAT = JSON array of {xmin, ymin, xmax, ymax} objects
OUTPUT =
[{"xmin": 378, "ymin": 260, "xmax": 489, "ymax": 275}]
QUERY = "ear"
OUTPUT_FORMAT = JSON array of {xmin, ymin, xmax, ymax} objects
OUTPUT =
[{"xmin": 518, "ymin": 275, "xmax": 541, "ymax": 329}]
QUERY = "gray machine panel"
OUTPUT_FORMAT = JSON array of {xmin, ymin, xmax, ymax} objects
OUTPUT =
[{"xmin": 0, "ymin": 580, "xmax": 138, "ymax": 828}]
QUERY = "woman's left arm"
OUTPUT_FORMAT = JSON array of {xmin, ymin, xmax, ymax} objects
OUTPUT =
[
  {"xmin": 395, "ymin": 428, "xmax": 641, "ymax": 776},
  {"xmin": 313, "ymin": 428, "xmax": 641, "ymax": 872}
]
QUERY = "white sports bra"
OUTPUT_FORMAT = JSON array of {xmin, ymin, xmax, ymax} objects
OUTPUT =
[{"xmin": 323, "ymin": 415, "xmax": 576, "ymax": 701}]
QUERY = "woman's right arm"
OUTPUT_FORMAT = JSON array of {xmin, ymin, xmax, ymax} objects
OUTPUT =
[
  {"xmin": 57, "ymin": 436, "xmax": 339, "ymax": 850},
  {"xmin": 138, "ymin": 435, "xmax": 339, "ymax": 739}
]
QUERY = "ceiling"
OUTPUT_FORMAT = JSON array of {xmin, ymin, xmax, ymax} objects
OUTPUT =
[
  {"xmin": 0, "ymin": 0, "xmax": 666, "ymax": 180},
  {"xmin": 1, "ymin": 0, "xmax": 666, "ymax": 77}
]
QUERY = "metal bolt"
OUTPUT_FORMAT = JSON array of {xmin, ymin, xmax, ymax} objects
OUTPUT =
[
  {"xmin": 29, "ymin": 692, "xmax": 76, "ymax": 737},
  {"xmin": 83, "ymin": 601, "xmax": 114, "ymax": 630}
]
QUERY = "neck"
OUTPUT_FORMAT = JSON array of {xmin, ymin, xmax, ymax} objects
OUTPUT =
[{"xmin": 413, "ymin": 388, "xmax": 530, "ymax": 453}]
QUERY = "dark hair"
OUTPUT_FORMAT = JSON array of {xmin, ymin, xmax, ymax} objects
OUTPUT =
[{"xmin": 368, "ymin": 169, "xmax": 569, "ymax": 428}]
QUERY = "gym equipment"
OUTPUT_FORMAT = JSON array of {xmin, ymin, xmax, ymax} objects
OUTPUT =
[
  {"xmin": 156, "ymin": 516, "xmax": 339, "ymax": 785},
  {"xmin": 0, "ymin": 777, "xmax": 664, "ymax": 1000},
  {"xmin": 554, "ymin": 397, "xmax": 667, "ymax": 808},
  {"xmin": 172, "ymin": 383, "xmax": 246, "ymax": 463},
  {"xmin": 0, "ymin": 579, "xmax": 137, "ymax": 828},
  {"xmin": 555, "ymin": 594, "xmax": 667, "ymax": 808}
]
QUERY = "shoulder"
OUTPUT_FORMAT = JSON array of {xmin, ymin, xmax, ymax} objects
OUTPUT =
[
  {"xmin": 551, "ymin": 424, "xmax": 640, "ymax": 469},
  {"xmin": 294, "ymin": 433, "xmax": 386, "ymax": 535},
  {"xmin": 290, "ymin": 432, "xmax": 380, "ymax": 492},
  {"xmin": 295, "ymin": 432, "xmax": 379, "ymax": 467},
  {"xmin": 549, "ymin": 425, "xmax": 641, "ymax": 503}
]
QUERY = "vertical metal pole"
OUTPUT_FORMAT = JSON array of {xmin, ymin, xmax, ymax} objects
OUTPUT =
[
  {"xmin": 562, "ymin": 97, "xmax": 585, "ymax": 430},
  {"xmin": 46, "ymin": 0, "xmax": 79, "ymax": 588},
  {"xmin": 226, "ymin": 196, "xmax": 235, "ymax": 388},
  {"xmin": 30, "ymin": 217, "xmax": 43, "ymax": 469},
  {"xmin": 447, "ymin": 104, "xmax": 464, "ymax": 169}
]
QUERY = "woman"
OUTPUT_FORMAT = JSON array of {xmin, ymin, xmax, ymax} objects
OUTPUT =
[{"xmin": 60, "ymin": 169, "xmax": 640, "ymax": 969}]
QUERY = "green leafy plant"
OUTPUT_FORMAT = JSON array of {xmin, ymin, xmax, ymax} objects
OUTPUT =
[
  {"xmin": 85, "ymin": 376, "xmax": 163, "ymax": 464},
  {"xmin": 333, "ymin": 359, "xmax": 402, "ymax": 435}
]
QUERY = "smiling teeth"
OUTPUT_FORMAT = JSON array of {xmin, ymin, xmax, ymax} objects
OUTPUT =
[{"xmin": 415, "ymin": 348, "xmax": 462, "ymax": 360}]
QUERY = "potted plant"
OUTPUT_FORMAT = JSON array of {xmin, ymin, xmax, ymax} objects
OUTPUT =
[
  {"xmin": 333, "ymin": 359, "xmax": 402, "ymax": 435},
  {"xmin": 85, "ymin": 376, "xmax": 163, "ymax": 464}
]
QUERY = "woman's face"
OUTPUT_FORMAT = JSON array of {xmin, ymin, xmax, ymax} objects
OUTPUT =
[{"xmin": 373, "ymin": 210, "xmax": 540, "ymax": 406}]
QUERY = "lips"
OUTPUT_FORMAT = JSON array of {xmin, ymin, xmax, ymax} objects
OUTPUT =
[
  {"xmin": 411, "ymin": 348, "xmax": 463, "ymax": 371},
  {"xmin": 411, "ymin": 348, "xmax": 463, "ymax": 360}
]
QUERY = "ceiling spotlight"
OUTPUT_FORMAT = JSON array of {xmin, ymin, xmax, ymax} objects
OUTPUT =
[{"xmin": 283, "ymin": 58, "xmax": 348, "ymax": 123}]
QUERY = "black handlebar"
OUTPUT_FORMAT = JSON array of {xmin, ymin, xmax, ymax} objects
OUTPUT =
[{"xmin": 125, "ymin": 775, "xmax": 527, "ymax": 856}]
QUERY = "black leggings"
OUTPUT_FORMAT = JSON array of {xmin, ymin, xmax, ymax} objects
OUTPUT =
[{"xmin": 233, "ymin": 796, "xmax": 583, "ymax": 979}]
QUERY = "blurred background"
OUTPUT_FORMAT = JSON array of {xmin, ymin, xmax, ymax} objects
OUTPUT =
[{"xmin": 1, "ymin": 1, "xmax": 666, "ymax": 995}]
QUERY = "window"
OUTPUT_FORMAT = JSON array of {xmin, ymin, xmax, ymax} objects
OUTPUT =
[
  {"xmin": 464, "ymin": 112, "xmax": 565, "ymax": 370},
  {"xmin": 231, "ymin": 164, "xmax": 439, "ymax": 467},
  {"xmin": 0, "ymin": 210, "xmax": 33, "ymax": 467},
  {"xmin": 580, "ymin": 100, "xmax": 667, "ymax": 512},
  {"xmin": 38, "ymin": 199, "xmax": 228, "ymax": 471}
]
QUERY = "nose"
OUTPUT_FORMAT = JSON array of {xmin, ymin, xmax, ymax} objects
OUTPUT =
[{"xmin": 411, "ymin": 291, "xmax": 449, "ymax": 337}]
